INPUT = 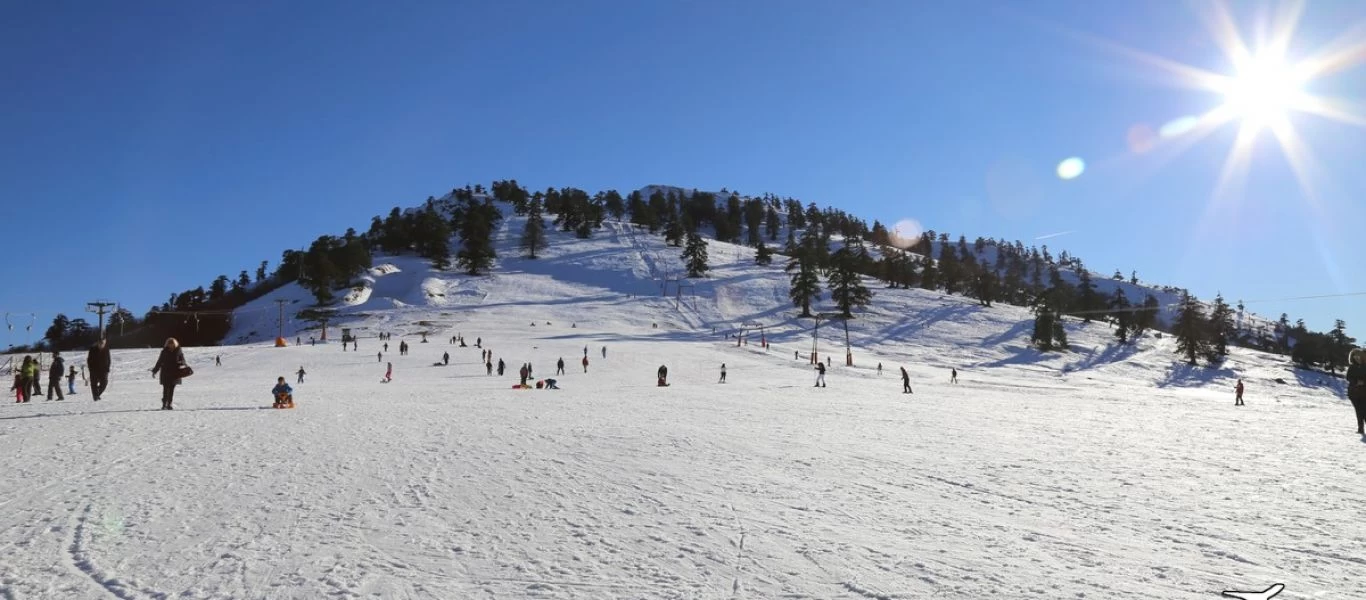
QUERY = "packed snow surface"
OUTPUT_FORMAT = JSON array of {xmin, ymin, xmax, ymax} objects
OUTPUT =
[{"xmin": 2, "ymin": 213, "xmax": 1361, "ymax": 599}]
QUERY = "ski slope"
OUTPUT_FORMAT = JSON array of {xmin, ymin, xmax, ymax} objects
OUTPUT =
[{"xmin": 2, "ymin": 201, "xmax": 1361, "ymax": 599}]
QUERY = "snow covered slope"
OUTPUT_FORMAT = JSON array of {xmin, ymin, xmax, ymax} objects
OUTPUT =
[{"xmin": 2, "ymin": 198, "xmax": 1359, "ymax": 599}]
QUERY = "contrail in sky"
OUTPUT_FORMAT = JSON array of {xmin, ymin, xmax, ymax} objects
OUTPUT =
[{"xmin": 1035, "ymin": 230, "xmax": 1075, "ymax": 240}]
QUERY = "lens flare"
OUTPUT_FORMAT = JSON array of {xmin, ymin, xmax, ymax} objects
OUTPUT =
[
  {"xmin": 890, "ymin": 219, "xmax": 924, "ymax": 249},
  {"xmin": 1159, "ymin": 115, "xmax": 1201, "ymax": 138},
  {"xmin": 1056, "ymin": 157, "xmax": 1086, "ymax": 180}
]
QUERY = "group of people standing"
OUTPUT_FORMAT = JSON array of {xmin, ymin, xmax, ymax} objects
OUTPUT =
[{"xmin": 10, "ymin": 339, "xmax": 113, "ymax": 403}]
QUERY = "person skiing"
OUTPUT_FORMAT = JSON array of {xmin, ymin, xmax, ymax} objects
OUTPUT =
[
  {"xmin": 657, "ymin": 365, "xmax": 669, "ymax": 387},
  {"xmin": 67, "ymin": 366, "xmax": 77, "ymax": 395},
  {"xmin": 581, "ymin": 355, "xmax": 589, "ymax": 373},
  {"xmin": 497, "ymin": 358, "xmax": 505, "ymax": 376},
  {"xmin": 443, "ymin": 352, "xmax": 449, "ymax": 366},
  {"xmin": 1234, "ymin": 379, "xmax": 1245, "ymax": 406},
  {"xmin": 150, "ymin": 337, "xmax": 188, "ymax": 410},
  {"xmin": 272, "ymin": 377, "xmax": 294, "ymax": 408},
  {"xmin": 814, "ymin": 362, "xmax": 826, "ymax": 388},
  {"xmin": 383, "ymin": 362, "xmax": 393, "ymax": 383},
  {"xmin": 556, "ymin": 358, "xmax": 565, "ymax": 375},
  {"xmin": 719, "ymin": 363, "xmax": 726, "ymax": 383},
  {"xmin": 296, "ymin": 366, "xmax": 306, "ymax": 383},
  {"xmin": 87, "ymin": 338, "xmax": 110, "ymax": 401},
  {"xmin": 46, "ymin": 351, "xmax": 65, "ymax": 401},
  {"xmin": 901, "ymin": 366, "xmax": 912, "ymax": 394},
  {"xmin": 1347, "ymin": 348, "xmax": 1366, "ymax": 434},
  {"xmin": 950, "ymin": 367, "xmax": 958, "ymax": 384}
]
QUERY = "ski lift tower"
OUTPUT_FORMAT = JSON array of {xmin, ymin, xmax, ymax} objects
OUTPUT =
[
  {"xmin": 86, "ymin": 300, "xmax": 117, "ymax": 341},
  {"xmin": 811, "ymin": 312, "xmax": 852, "ymax": 366}
]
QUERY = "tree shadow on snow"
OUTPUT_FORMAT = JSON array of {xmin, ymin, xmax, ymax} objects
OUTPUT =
[
  {"xmin": 1290, "ymin": 366, "xmax": 1346, "ymax": 395},
  {"xmin": 1060, "ymin": 342, "xmax": 1143, "ymax": 373},
  {"xmin": 1156, "ymin": 361, "xmax": 1238, "ymax": 388}
]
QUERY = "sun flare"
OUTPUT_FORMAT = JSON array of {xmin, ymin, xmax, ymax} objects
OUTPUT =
[{"xmin": 1218, "ymin": 52, "xmax": 1305, "ymax": 129}]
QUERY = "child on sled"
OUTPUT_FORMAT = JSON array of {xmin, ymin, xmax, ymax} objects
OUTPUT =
[{"xmin": 272, "ymin": 376, "xmax": 294, "ymax": 408}]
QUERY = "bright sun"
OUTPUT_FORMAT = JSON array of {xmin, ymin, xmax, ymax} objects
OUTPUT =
[{"xmin": 1219, "ymin": 52, "xmax": 1304, "ymax": 127}]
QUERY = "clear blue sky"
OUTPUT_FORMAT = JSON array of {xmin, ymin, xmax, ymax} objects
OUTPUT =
[{"xmin": 2, "ymin": 0, "xmax": 1363, "ymax": 346}]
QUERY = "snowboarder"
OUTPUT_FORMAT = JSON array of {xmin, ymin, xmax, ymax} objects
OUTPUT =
[
  {"xmin": 1234, "ymin": 379, "xmax": 1245, "ymax": 406},
  {"xmin": 272, "ymin": 377, "xmax": 294, "ymax": 408},
  {"xmin": 296, "ymin": 366, "xmax": 306, "ymax": 383},
  {"xmin": 814, "ymin": 363, "xmax": 826, "ymax": 388},
  {"xmin": 150, "ymin": 338, "xmax": 189, "ymax": 410},
  {"xmin": 383, "ymin": 362, "xmax": 393, "ymax": 383},
  {"xmin": 443, "ymin": 352, "xmax": 449, "ymax": 366},
  {"xmin": 581, "ymin": 355, "xmax": 589, "ymax": 373},
  {"xmin": 67, "ymin": 366, "xmax": 77, "ymax": 395},
  {"xmin": 497, "ymin": 359, "xmax": 505, "ymax": 375},
  {"xmin": 87, "ymin": 338, "xmax": 110, "ymax": 401},
  {"xmin": 901, "ymin": 367, "xmax": 912, "ymax": 394},
  {"xmin": 719, "ymin": 363, "xmax": 726, "ymax": 383},
  {"xmin": 46, "ymin": 351, "xmax": 65, "ymax": 401},
  {"xmin": 556, "ymin": 358, "xmax": 565, "ymax": 375},
  {"xmin": 657, "ymin": 365, "xmax": 669, "ymax": 387},
  {"xmin": 950, "ymin": 368, "xmax": 958, "ymax": 384},
  {"xmin": 1346, "ymin": 348, "xmax": 1366, "ymax": 434}
]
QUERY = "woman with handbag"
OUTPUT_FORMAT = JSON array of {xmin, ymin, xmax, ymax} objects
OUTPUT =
[{"xmin": 151, "ymin": 337, "xmax": 191, "ymax": 410}]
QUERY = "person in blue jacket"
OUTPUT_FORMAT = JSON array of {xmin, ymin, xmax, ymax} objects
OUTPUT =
[{"xmin": 272, "ymin": 377, "xmax": 294, "ymax": 408}]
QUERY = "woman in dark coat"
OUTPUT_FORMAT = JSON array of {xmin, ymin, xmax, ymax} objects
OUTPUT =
[
  {"xmin": 150, "ymin": 337, "xmax": 188, "ymax": 410},
  {"xmin": 1346, "ymin": 348, "xmax": 1366, "ymax": 434}
]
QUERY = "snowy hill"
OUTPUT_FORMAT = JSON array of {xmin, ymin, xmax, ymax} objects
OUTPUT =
[{"xmin": 2, "ymin": 195, "xmax": 1360, "ymax": 599}]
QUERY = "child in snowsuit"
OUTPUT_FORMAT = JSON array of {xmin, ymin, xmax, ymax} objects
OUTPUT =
[{"xmin": 272, "ymin": 377, "xmax": 294, "ymax": 408}]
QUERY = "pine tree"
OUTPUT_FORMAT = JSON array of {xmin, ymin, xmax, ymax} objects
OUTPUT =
[
  {"xmin": 1207, "ymin": 294, "xmax": 1235, "ymax": 358},
  {"xmin": 786, "ymin": 245, "xmax": 822, "ymax": 318},
  {"xmin": 209, "ymin": 275, "xmax": 230, "ymax": 300},
  {"xmin": 256, "ymin": 261, "xmax": 268, "ymax": 283},
  {"xmin": 828, "ymin": 242, "xmax": 873, "ymax": 318},
  {"xmin": 664, "ymin": 214, "xmax": 685, "ymax": 247},
  {"xmin": 456, "ymin": 198, "xmax": 501, "ymax": 275},
  {"xmin": 1173, "ymin": 291, "xmax": 1210, "ymax": 365},
  {"xmin": 754, "ymin": 241, "xmax": 774, "ymax": 266},
  {"xmin": 1075, "ymin": 269, "xmax": 1101, "ymax": 322},
  {"xmin": 682, "ymin": 232, "xmax": 710, "ymax": 277},
  {"xmin": 1326, "ymin": 320, "xmax": 1355, "ymax": 374},
  {"xmin": 1109, "ymin": 288, "xmax": 1133, "ymax": 343},
  {"xmin": 520, "ymin": 198, "xmax": 548, "ymax": 259},
  {"xmin": 1133, "ymin": 294, "xmax": 1160, "ymax": 338},
  {"xmin": 45, "ymin": 314, "xmax": 71, "ymax": 347}
]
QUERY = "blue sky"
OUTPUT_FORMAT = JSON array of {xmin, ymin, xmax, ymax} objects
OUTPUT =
[{"xmin": 2, "ymin": 0, "xmax": 1362, "ymax": 345}]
